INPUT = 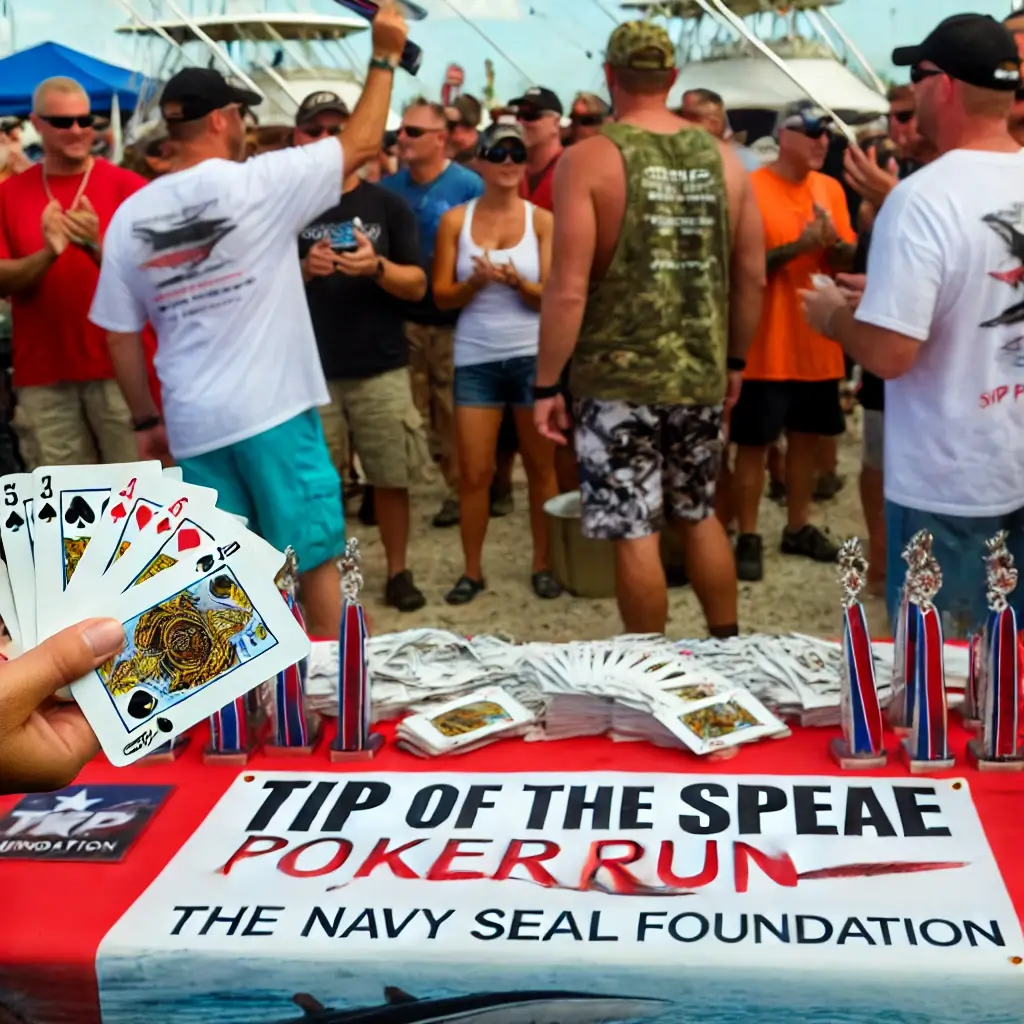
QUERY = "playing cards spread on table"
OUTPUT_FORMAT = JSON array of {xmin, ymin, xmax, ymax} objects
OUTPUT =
[
  {"xmin": 653, "ymin": 688, "xmax": 787, "ymax": 756},
  {"xmin": 0, "ymin": 462, "xmax": 311, "ymax": 767}
]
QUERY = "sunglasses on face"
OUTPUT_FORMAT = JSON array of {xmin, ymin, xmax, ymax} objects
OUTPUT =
[
  {"xmin": 399, "ymin": 125, "xmax": 444, "ymax": 139},
  {"xmin": 516, "ymin": 109, "xmax": 550, "ymax": 123},
  {"xmin": 910, "ymin": 66, "xmax": 943, "ymax": 85},
  {"xmin": 300, "ymin": 124, "xmax": 343, "ymax": 138},
  {"xmin": 795, "ymin": 124, "xmax": 832, "ymax": 140},
  {"xmin": 39, "ymin": 114, "xmax": 94, "ymax": 129},
  {"xmin": 481, "ymin": 142, "xmax": 528, "ymax": 164},
  {"xmin": 891, "ymin": 109, "xmax": 915, "ymax": 124},
  {"xmin": 572, "ymin": 113, "xmax": 604, "ymax": 127}
]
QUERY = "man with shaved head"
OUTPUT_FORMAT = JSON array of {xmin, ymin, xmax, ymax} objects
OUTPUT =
[
  {"xmin": 0, "ymin": 76, "xmax": 147, "ymax": 468},
  {"xmin": 803, "ymin": 14, "xmax": 1024, "ymax": 637}
]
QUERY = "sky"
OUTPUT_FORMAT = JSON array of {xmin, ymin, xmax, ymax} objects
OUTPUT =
[{"xmin": 2, "ymin": 0, "xmax": 1020, "ymax": 109}]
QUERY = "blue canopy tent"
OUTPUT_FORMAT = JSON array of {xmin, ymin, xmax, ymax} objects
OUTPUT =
[{"xmin": 0, "ymin": 41, "xmax": 151, "ymax": 116}]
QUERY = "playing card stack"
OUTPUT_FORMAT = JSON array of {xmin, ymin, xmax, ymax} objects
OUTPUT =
[
  {"xmin": 395, "ymin": 685, "xmax": 537, "ymax": 757},
  {"xmin": 0, "ymin": 463, "xmax": 310, "ymax": 767}
]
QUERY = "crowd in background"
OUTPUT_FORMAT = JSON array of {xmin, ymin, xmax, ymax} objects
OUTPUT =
[{"xmin": 1, "ymin": 9, "xmax": 1023, "ymax": 645}]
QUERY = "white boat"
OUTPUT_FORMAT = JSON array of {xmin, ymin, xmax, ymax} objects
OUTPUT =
[
  {"xmin": 620, "ymin": 0, "xmax": 887, "ymax": 135},
  {"xmin": 115, "ymin": 2, "xmax": 401, "ymax": 128}
]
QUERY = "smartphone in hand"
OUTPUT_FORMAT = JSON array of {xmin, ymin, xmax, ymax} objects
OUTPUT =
[{"xmin": 330, "ymin": 222, "xmax": 359, "ymax": 255}]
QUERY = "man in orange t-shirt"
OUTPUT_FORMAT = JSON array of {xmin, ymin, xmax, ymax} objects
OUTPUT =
[{"xmin": 729, "ymin": 102, "xmax": 855, "ymax": 582}]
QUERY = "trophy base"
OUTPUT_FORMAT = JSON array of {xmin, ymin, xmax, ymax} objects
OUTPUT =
[
  {"xmin": 330, "ymin": 732, "xmax": 385, "ymax": 763},
  {"xmin": 900, "ymin": 739, "xmax": 955, "ymax": 775},
  {"xmin": 830, "ymin": 738, "xmax": 887, "ymax": 771},
  {"xmin": 141, "ymin": 735, "xmax": 191, "ymax": 764},
  {"xmin": 265, "ymin": 723, "xmax": 324, "ymax": 758},
  {"xmin": 966, "ymin": 738, "xmax": 1024, "ymax": 772},
  {"xmin": 202, "ymin": 742, "xmax": 256, "ymax": 767}
]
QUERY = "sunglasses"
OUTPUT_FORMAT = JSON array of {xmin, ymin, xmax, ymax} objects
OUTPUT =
[
  {"xmin": 890, "ymin": 109, "xmax": 915, "ymax": 124},
  {"xmin": 910, "ymin": 66, "xmax": 943, "ymax": 85},
  {"xmin": 572, "ymin": 113, "xmax": 604, "ymax": 127},
  {"xmin": 300, "ymin": 124, "xmax": 343, "ymax": 138},
  {"xmin": 399, "ymin": 125, "xmax": 445, "ymax": 139},
  {"xmin": 517, "ymin": 109, "xmax": 552, "ymax": 123},
  {"xmin": 795, "ymin": 124, "xmax": 832, "ymax": 140},
  {"xmin": 481, "ymin": 142, "xmax": 528, "ymax": 165},
  {"xmin": 39, "ymin": 114, "xmax": 94, "ymax": 129}
]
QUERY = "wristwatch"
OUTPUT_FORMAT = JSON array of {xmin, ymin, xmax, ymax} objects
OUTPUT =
[
  {"xmin": 370, "ymin": 55, "xmax": 398, "ymax": 73},
  {"xmin": 133, "ymin": 415, "xmax": 163, "ymax": 433},
  {"xmin": 374, "ymin": 258, "xmax": 385, "ymax": 281},
  {"xmin": 727, "ymin": 356, "xmax": 747, "ymax": 372},
  {"xmin": 533, "ymin": 382, "xmax": 562, "ymax": 400}
]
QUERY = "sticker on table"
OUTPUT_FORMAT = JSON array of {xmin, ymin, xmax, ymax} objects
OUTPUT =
[{"xmin": 0, "ymin": 784, "xmax": 173, "ymax": 862}]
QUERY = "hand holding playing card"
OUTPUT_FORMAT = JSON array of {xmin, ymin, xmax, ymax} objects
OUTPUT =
[
  {"xmin": 0, "ymin": 617, "xmax": 125, "ymax": 794},
  {"xmin": 41, "ymin": 200, "xmax": 70, "ymax": 258},
  {"xmin": 63, "ymin": 196, "xmax": 101, "ymax": 251},
  {"xmin": 334, "ymin": 228, "xmax": 379, "ymax": 278}
]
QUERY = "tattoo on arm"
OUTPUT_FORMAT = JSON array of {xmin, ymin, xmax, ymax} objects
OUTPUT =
[
  {"xmin": 766, "ymin": 242, "xmax": 806, "ymax": 274},
  {"xmin": 828, "ymin": 241, "xmax": 857, "ymax": 272}
]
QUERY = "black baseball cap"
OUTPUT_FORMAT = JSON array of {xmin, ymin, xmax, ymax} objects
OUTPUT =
[
  {"xmin": 296, "ymin": 90, "xmax": 350, "ymax": 126},
  {"xmin": 509, "ymin": 86, "xmax": 563, "ymax": 116},
  {"xmin": 160, "ymin": 67, "xmax": 262, "ymax": 123},
  {"xmin": 892, "ymin": 14, "xmax": 1021, "ymax": 92}
]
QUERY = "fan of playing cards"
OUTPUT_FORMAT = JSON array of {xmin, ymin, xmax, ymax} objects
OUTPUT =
[{"xmin": 0, "ymin": 463, "xmax": 310, "ymax": 767}]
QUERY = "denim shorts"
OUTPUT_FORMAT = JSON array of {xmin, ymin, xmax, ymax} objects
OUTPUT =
[
  {"xmin": 179, "ymin": 409, "xmax": 344, "ymax": 574},
  {"xmin": 885, "ymin": 500, "xmax": 1024, "ymax": 639},
  {"xmin": 454, "ymin": 356, "xmax": 536, "ymax": 409}
]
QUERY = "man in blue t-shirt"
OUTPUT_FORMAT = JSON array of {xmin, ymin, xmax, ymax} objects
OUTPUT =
[{"xmin": 383, "ymin": 98, "xmax": 483, "ymax": 528}]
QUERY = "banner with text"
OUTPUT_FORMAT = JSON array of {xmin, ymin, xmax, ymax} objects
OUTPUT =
[{"xmin": 96, "ymin": 772, "xmax": 1023, "ymax": 1024}]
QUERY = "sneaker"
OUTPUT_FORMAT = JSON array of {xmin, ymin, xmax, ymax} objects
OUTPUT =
[
  {"xmin": 385, "ymin": 570, "xmax": 427, "ymax": 613},
  {"xmin": 813, "ymin": 471, "xmax": 845, "ymax": 503},
  {"xmin": 358, "ymin": 485, "xmax": 377, "ymax": 527},
  {"xmin": 767, "ymin": 480, "xmax": 787, "ymax": 505},
  {"xmin": 490, "ymin": 487, "xmax": 515, "ymax": 518},
  {"xmin": 735, "ymin": 533, "xmax": 763, "ymax": 582},
  {"xmin": 781, "ymin": 524, "xmax": 841, "ymax": 563},
  {"xmin": 432, "ymin": 497, "xmax": 460, "ymax": 529}
]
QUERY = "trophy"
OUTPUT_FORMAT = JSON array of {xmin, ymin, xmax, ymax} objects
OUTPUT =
[
  {"xmin": 900, "ymin": 546, "xmax": 954, "ymax": 773},
  {"xmin": 889, "ymin": 531, "xmax": 941, "ymax": 733},
  {"xmin": 202, "ymin": 695, "xmax": 254, "ymax": 766},
  {"xmin": 330, "ymin": 539, "xmax": 383, "ymax": 762},
  {"xmin": 264, "ymin": 547, "xmax": 321, "ymax": 756},
  {"xmin": 830, "ymin": 538, "xmax": 888, "ymax": 769},
  {"xmin": 968, "ymin": 532, "xmax": 1024, "ymax": 771},
  {"xmin": 962, "ymin": 633, "xmax": 983, "ymax": 732}
]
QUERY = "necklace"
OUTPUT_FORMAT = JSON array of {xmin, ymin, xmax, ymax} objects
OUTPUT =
[{"xmin": 42, "ymin": 157, "xmax": 94, "ymax": 210}]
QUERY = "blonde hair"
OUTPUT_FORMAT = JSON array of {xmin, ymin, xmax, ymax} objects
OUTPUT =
[{"xmin": 33, "ymin": 77, "xmax": 89, "ymax": 115}]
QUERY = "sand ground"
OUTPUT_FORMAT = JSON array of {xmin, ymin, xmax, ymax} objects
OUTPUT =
[{"xmin": 349, "ymin": 410, "xmax": 890, "ymax": 642}]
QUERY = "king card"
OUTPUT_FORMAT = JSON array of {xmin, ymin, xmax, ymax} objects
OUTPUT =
[
  {"xmin": 32, "ymin": 463, "xmax": 162, "ymax": 641},
  {"xmin": 0, "ymin": 473, "xmax": 37, "ymax": 649},
  {"xmin": 71, "ymin": 525, "xmax": 308, "ymax": 766}
]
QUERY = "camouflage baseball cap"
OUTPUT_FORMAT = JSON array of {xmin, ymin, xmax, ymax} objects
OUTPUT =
[{"xmin": 606, "ymin": 20, "xmax": 676, "ymax": 71}]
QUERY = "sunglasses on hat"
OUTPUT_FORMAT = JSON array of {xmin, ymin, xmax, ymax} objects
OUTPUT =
[
  {"xmin": 39, "ymin": 114, "xmax": 94, "ymax": 130},
  {"xmin": 481, "ymin": 140, "xmax": 528, "ymax": 164}
]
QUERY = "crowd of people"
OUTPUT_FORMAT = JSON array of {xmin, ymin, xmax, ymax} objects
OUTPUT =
[{"xmin": 0, "ymin": 4, "xmax": 1020, "ymax": 683}]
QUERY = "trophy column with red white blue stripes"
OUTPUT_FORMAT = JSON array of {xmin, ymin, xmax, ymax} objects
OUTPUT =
[
  {"xmin": 888, "ymin": 531, "xmax": 935, "ymax": 733},
  {"xmin": 830, "ymin": 538, "xmax": 888, "ymax": 770},
  {"xmin": 899, "ymin": 535, "xmax": 953, "ymax": 772},
  {"xmin": 968, "ymin": 531, "xmax": 1024, "ymax": 772},
  {"xmin": 330, "ymin": 538, "xmax": 383, "ymax": 762},
  {"xmin": 265, "ymin": 547, "xmax": 321, "ymax": 756},
  {"xmin": 203, "ymin": 694, "xmax": 253, "ymax": 765}
]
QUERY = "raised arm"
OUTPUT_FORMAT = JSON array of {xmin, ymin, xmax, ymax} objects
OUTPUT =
[{"xmin": 338, "ymin": 2, "xmax": 408, "ymax": 179}]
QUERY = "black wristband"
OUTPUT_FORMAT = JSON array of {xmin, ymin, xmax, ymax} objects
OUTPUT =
[
  {"xmin": 532, "ymin": 382, "xmax": 563, "ymax": 400},
  {"xmin": 369, "ymin": 57, "xmax": 397, "ymax": 73},
  {"xmin": 133, "ymin": 415, "xmax": 163, "ymax": 432},
  {"xmin": 727, "ymin": 357, "xmax": 747, "ymax": 372}
]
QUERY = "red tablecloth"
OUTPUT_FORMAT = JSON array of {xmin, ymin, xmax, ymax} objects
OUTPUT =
[{"xmin": 1, "ymin": 718, "xmax": 1021, "ymax": 1024}]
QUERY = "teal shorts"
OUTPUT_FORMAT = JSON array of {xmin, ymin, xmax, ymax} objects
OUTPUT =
[{"xmin": 178, "ymin": 409, "xmax": 344, "ymax": 574}]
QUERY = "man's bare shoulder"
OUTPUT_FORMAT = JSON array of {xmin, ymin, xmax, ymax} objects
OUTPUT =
[{"xmin": 557, "ymin": 135, "xmax": 620, "ymax": 180}]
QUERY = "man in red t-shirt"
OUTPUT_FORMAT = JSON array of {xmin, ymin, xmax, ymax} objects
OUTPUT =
[
  {"xmin": 0, "ymin": 76, "xmax": 146, "ymax": 469},
  {"xmin": 509, "ymin": 86, "xmax": 564, "ymax": 212}
]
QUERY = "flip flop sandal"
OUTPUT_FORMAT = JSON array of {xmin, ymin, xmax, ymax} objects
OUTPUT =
[
  {"xmin": 445, "ymin": 575, "xmax": 486, "ymax": 606},
  {"xmin": 532, "ymin": 570, "xmax": 563, "ymax": 600}
]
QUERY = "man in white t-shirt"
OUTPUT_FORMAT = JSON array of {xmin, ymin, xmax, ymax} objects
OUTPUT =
[
  {"xmin": 89, "ymin": 5, "xmax": 408, "ymax": 637},
  {"xmin": 803, "ymin": 13, "xmax": 1024, "ymax": 638}
]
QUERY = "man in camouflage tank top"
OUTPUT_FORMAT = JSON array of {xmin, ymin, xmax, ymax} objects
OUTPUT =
[{"xmin": 533, "ymin": 20, "xmax": 766, "ymax": 638}]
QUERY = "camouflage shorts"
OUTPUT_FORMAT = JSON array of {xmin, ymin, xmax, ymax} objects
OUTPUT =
[{"xmin": 574, "ymin": 398, "xmax": 724, "ymax": 541}]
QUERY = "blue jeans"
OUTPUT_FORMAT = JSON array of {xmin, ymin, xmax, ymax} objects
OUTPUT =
[
  {"xmin": 454, "ymin": 356, "xmax": 537, "ymax": 409},
  {"xmin": 885, "ymin": 500, "xmax": 1024, "ymax": 639}
]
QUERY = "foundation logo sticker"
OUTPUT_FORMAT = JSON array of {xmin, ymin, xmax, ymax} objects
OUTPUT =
[
  {"xmin": 0, "ymin": 783, "xmax": 173, "ymax": 862},
  {"xmin": 134, "ymin": 201, "xmax": 237, "ymax": 287}
]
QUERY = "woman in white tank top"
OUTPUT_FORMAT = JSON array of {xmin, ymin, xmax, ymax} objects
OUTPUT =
[{"xmin": 434, "ymin": 122, "xmax": 560, "ymax": 605}]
